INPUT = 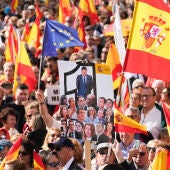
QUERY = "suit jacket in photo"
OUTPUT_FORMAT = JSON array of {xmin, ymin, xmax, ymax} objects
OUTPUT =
[{"xmin": 76, "ymin": 74, "xmax": 93, "ymax": 98}]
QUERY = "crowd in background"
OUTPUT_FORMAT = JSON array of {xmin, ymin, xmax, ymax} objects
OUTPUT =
[{"xmin": 0, "ymin": 0, "xmax": 170, "ymax": 170}]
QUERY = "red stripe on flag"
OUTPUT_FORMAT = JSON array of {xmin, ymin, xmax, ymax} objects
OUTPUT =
[{"xmin": 123, "ymin": 49, "xmax": 170, "ymax": 82}]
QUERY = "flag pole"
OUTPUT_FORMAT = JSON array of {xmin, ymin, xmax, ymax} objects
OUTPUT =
[{"xmin": 38, "ymin": 55, "xmax": 43, "ymax": 90}]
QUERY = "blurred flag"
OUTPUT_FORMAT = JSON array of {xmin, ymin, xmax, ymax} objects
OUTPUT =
[
  {"xmin": 27, "ymin": 17, "xmax": 41, "ymax": 49},
  {"xmin": 0, "ymin": 135, "xmax": 22, "ymax": 168},
  {"xmin": 11, "ymin": 0, "xmax": 18, "ymax": 11},
  {"xmin": 162, "ymin": 102, "xmax": 170, "ymax": 137},
  {"xmin": 114, "ymin": 103, "xmax": 148, "ymax": 134},
  {"xmin": 33, "ymin": 151, "xmax": 45, "ymax": 170},
  {"xmin": 21, "ymin": 22, "xmax": 30, "ymax": 41},
  {"xmin": 13, "ymin": 41, "xmax": 36, "ymax": 94},
  {"xmin": 123, "ymin": 0, "xmax": 170, "ymax": 82},
  {"xmin": 59, "ymin": 0, "xmax": 72, "ymax": 23},
  {"xmin": 35, "ymin": 3, "xmax": 43, "ymax": 20},
  {"xmin": 42, "ymin": 19, "xmax": 84, "ymax": 57},
  {"xmin": 5, "ymin": 24, "xmax": 18, "ymax": 63},
  {"xmin": 151, "ymin": 150, "xmax": 170, "ymax": 170},
  {"xmin": 106, "ymin": 43, "xmax": 122, "ymax": 89},
  {"xmin": 78, "ymin": 0, "xmax": 98, "ymax": 24}
]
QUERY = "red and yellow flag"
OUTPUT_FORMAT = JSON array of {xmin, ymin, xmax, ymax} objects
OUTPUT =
[
  {"xmin": 162, "ymin": 102, "xmax": 170, "ymax": 137},
  {"xmin": 114, "ymin": 103, "xmax": 148, "ymax": 134},
  {"xmin": 123, "ymin": 0, "xmax": 170, "ymax": 82},
  {"xmin": 27, "ymin": 17, "xmax": 40, "ymax": 49},
  {"xmin": 21, "ymin": 22, "xmax": 30, "ymax": 41},
  {"xmin": 78, "ymin": 0, "xmax": 98, "ymax": 25},
  {"xmin": 0, "ymin": 135, "xmax": 22, "ymax": 169},
  {"xmin": 106, "ymin": 44, "xmax": 122, "ymax": 89},
  {"xmin": 11, "ymin": 0, "xmax": 18, "ymax": 11},
  {"xmin": 58, "ymin": 0, "xmax": 72, "ymax": 24},
  {"xmin": 33, "ymin": 151, "xmax": 45, "ymax": 170},
  {"xmin": 151, "ymin": 150, "xmax": 170, "ymax": 170},
  {"xmin": 5, "ymin": 24, "xmax": 18, "ymax": 63},
  {"xmin": 13, "ymin": 41, "xmax": 36, "ymax": 94}
]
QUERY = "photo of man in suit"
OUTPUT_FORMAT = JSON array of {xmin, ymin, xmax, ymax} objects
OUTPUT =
[{"xmin": 76, "ymin": 66, "xmax": 93, "ymax": 99}]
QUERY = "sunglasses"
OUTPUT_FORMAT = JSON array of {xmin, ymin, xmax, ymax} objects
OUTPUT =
[
  {"xmin": 98, "ymin": 148, "xmax": 108, "ymax": 155},
  {"xmin": 19, "ymin": 151, "xmax": 29, "ymax": 156},
  {"xmin": 134, "ymin": 85, "xmax": 144, "ymax": 89},
  {"xmin": 47, "ymin": 162, "xmax": 60, "ymax": 167},
  {"xmin": 138, "ymin": 152, "xmax": 146, "ymax": 157},
  {"xmin": 147, "ymin": 147, "xmax": 156, "ymax": 152}
]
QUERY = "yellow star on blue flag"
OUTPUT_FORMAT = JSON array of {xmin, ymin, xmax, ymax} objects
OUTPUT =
[{"xmin": 42, "ymin": 19, "xmax": 84, "ymax": 57}]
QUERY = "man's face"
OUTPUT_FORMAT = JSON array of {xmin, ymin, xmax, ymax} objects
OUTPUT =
[
  {"xmin": 78, "ymin": 97, "xmax": 85, "ymax": 107},
  {"xmin": 4, "ymin": 67, "xmax": 14, "ymax": 80},
  {"xmin": 98, "ymin": 98, "xmax": 105, "ymax": 108},
  {"xmin": 97, "ymin": 110, "xmax": 104, "ymax": 119},
  {"xmin": 15, "ymin": 89, "xmax": 29, "ymax": 104},
  {"xmin": 75, "ymin": 123, "xmax": 83, "ymax": 132},
  {"xmin": 119, "ymin": 132, "xmax": 134, "ymax": 146},
  {"xmin": 134, "ymin": 144, "xmax": 149, "ymax": 168},
  {"xmin": 152, "ymin": 83, "xmax": 164, "ymax": 96},
  {"xmin": 77, "ymin": 110, "xmax": 85, "ymax": 121},
  {"xmin": 130, "ymin": 93, "xmax": 141, "ymax": 107},
  {"xmin": 141, "ymin": 89, "xmax": 156, "ymax": 109},
  {"xmin": 81, "ymin": 69, "xmax": 87, "ymax": 76},
  {"xmin": 46, "ymin": 60, "xmax": 58, "ymax": 74}
]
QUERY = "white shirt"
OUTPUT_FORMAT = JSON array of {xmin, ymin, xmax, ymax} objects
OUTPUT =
[
  {"xmin": 62, "ymin": 157, "xmax": 74, "ymax": 170},
  {"xmin": 140, "ymin": 106, "xmax": 161, "ymax": 139}
]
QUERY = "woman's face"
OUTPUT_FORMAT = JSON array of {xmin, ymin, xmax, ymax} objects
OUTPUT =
[
  {"xmin": 75, "ymin": 123, "xmax": 83, "ymax": 132},
  {"xmin": 61, "ymin": 107, "xmax": 68, "ymax": 118},
  {"xmin": 46, "ymin": 154, "xmax": 60, "ymax": 170},
  {"xmin": 5, "ymin": 115, "xmax": 16, "ymax": 129},
  {"xmin": 48, "ymin": 130, "xmax": 60, "ymax": 143},
  {"xmin": 18, "ymin": 145, "xmax": 31, "ymax": 166},
  {"xmin": 89, "ymin": 109, "xmax": 95, "ymax": 116},
  {"xmin": 26, "ymin": 108, "xmax": 38, "ymax": 123},
  {"xmin": 85, "ymin": 125, "xmax": 92, "ymax": 138},
  {"xmin": 107, "ymin": 123, "xmax": 113, "ymax": 131}
]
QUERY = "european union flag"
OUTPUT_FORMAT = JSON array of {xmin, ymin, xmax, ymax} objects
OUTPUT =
[{"xmin": 42, "ymin": 19, "xmax": 84, "ymax": 57}]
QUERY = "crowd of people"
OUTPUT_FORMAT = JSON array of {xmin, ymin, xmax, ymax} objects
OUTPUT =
[{"xmin": 0, "ymin": 0, "xmax": 170, "ymax": 169}]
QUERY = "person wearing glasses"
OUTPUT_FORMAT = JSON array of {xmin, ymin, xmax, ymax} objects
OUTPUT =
[
  {"xmin": 48, "ymin": 136, "xmax": 83, "ymax": 170},
  {"xmin": 18, "ymin": 139, "xmax": 35, "ymax": 170},
  {"xmin": 127, "ymin": 143, "xmax": 149, "ymax": 170},
  {"xmin": 39, "ymin": 150, "xmax": 61, "ymax": 170},
  {"xmin": 140, "ymin": 87, "xmax": 162, "ymax": 139}
]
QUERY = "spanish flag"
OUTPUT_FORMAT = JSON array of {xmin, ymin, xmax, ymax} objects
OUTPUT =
[
  {"xmin": 151, "ymin": 150, "xmax": 170, "ymax": 170},
  {"xmin": 123, "ymin": 0, "xmax": 170, "ymax": 82},
  {"xmin": 33, "ymin": 151, "xmax": 45, "ymax": 170},
  {"xmin": 0, "ymin": 135, "xmax": 22, "ymax": 169},
  {"xmin": 58, "ymin": 0, "xmax": 72, "ymax": 24},
  {"xmin": 11, "ymin": 0, "xmax": 18, "ymax": 11},
  {"xmin": 114, "ymin": 103, "xmax": 148, "ymax": 134},
  {"xmin": 106, "ymin": 44, "xmax": 122, "ymax": 89},
  {"xmin": 78, "ymin": 0, "xmax": 98, "ymax": 24},
  {"xmin": 5, "ymin": 24, "xmax": 18, "ymax": 63},
  {"xmin": 13, "ymin": 41, "xmax": 36, "ymax": 94},
  {"xmin": 162, "ymin": 102, "xmax": 170, "ymax": 137}
]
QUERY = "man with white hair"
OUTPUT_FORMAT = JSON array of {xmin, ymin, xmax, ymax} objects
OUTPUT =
[
  {"xmin": 152, "ymin": 79, "xmax": 165, "ymax": 104},
  {"xmin": 132, "ymin": 79, "xmax": 145, "ymax": 95}
]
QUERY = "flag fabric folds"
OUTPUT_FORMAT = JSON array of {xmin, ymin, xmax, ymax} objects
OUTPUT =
[
  {"xmin": 11, "ymin": 0, "xmax": 18, "ymax": 11},
  {"xmin": 114, "ymin": 103, "xmax": 148, "ymax": 134},
  {"xmin": 162, "ymin": 102, "xmax": 170, "ymax": 137},
  {"xmin": 42, "ymin": 19, "xmax": 84, "ymax": 57},
  {"xmin": 0, "ymin": 135, "xmax": 22, "ymax": 169},
  {"xmin": 151, "ymin": 150, "xmax": 170, "ymax": 170},
  {"xmin": 13, "ymin": 41, "xmax": 36, "ymax": 94},
  {"xmin": 33, "ymin": 151, "xmax": 46, "ymax": 170},
  {"xmin": 123, "ymin": 0, "xmax": 170, "ymax": 82},
  {"xmin": 106, "ymin": 44, "xmax": 122, "ymax": 89}
]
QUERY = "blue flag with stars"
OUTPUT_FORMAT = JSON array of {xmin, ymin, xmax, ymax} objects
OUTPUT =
[{"xmin": 42, "ymin": 19, "xmax": 84, "ymax": 57}]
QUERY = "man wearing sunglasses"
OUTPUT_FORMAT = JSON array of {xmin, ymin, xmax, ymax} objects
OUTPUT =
[{"xmin": 48, "ymin": 136, "xmax": 83, "ymax": 170}]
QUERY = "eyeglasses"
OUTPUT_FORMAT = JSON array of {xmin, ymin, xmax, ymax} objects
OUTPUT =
[
  {"xmin": 147, "ymin": 147, "xmax": 156, "ymax": 152},
  {"xmin": 138, "ymin": 152, "xmax": 146, "ymax": 157},
  {"xmin": 134, "ymin": 85, "xmax": 144, "ymax": 89},
  {"xmin": 19, "ymin": 151, "xmax": 29, "ymax": 156},
  {"xmin": 47, "ymin": 162, "xmax": 60, "ymax": 167},
  {"xmin": 98, "ymin": 148, "xmax": 108, "ymax": 155}
]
